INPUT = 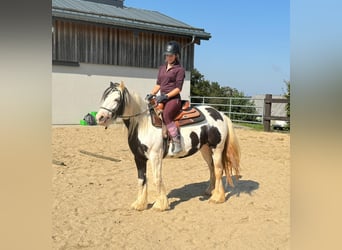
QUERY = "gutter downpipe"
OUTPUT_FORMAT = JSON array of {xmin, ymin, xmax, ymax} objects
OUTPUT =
[
  {"xmin": 182, "ymin": 35, "xmax": 196, "ymax": 71},
  {"xmin": 182, "ymin": 35, "xmax": 196, "ymax": 49}
]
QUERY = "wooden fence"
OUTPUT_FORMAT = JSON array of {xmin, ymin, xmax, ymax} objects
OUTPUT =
[{"xmin": 263, "ymin": 94, "xmax": 290, "ymax": 132}]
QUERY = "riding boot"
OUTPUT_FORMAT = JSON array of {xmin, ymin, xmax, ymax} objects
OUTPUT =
[
  {"xmin": 172, "ymin": 135, "xmax": 182, "ymax": 154},
  {"xmin": 166, "ymin": 122, "xmax": 183, "ymax": 154}
]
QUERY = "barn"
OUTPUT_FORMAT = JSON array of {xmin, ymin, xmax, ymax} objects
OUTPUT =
[{"xmin": 52, "ymin": 0, "xmax": 211, "ymax": 124}]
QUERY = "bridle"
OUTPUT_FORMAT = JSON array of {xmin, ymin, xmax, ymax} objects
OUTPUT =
[{"xmin": 100, "ymin": 86, "xmax": 149, "ymax": 120}]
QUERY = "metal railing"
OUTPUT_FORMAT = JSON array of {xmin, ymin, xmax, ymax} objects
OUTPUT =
[{"xmin": 189, "ymin": 96, "xmax": 265, "ymax": 124}]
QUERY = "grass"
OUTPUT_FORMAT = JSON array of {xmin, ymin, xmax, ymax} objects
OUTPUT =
[
  {"xmin": 234, "ymin": 122, "xmax": 290, "ymax": 133},
  {"xmin": 234, "ymin": 122, "xmax": 264, "ymax": 131}
]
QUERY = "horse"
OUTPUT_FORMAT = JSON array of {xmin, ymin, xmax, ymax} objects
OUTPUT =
[{"xmin": 96, "ymin": 81, "xmax": 241, "ymax": 211}]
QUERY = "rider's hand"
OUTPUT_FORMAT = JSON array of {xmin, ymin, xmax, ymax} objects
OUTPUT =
[
  {"xmin": 145, "ymin": 93, "xmax": 155, "ymax": 101},
  {"xmin": 156, "ymin": 94, "xmax": 168, "ymax": 103}
]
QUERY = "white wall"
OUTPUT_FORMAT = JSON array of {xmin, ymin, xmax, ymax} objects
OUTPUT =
[{"xmin": 52, "ymin": 63, "xmax": 191, "ymax": 124}]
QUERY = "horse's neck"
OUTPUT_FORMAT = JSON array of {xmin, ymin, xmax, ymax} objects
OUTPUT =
[
  {"xmin": 123, "ymin": 91, "xmax": 149, "ymax": 130},
  {"xmin": 124, "ymin": 91, "xmax": 144, "ymax": 116}
]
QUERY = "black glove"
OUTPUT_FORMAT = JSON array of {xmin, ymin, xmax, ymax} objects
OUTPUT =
[
  {"xmin": 145, "ymin": 93, "xmax": 155, "ymax": 101},
  {"xmin": 156, "ymin": 94, "xmax": 168, "ymax": 103}
]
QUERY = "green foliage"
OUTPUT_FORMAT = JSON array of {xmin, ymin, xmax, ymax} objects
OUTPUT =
[
  {"xmin": 190, "ymin": 68, "xmax": 211, "ymax": 96},
  {"xmin": 190, "ymin": 68, "xmax": 257, "ymax": 122},
  {"xmin": 283, "ymin": 80, "xmax": 290, "ymax": 118}
]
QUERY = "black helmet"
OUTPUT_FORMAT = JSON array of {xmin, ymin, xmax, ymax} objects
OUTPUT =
[{"xmin": 164, "ymin": 41, "xmax": 181, "ymax": 56}]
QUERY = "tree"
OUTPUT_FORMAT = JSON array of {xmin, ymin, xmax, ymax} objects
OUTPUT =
[
  {"xmin": 190, "ymin": 68, "xmax": 211, "ymax": 96},
  {"xmin": 190, "ymin": 68, "xmax": 257, "ymax": 122}
]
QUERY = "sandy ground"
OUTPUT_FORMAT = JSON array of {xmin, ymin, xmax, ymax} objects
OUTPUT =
[{"xmin": 52, "ymin": 123, "xmax": 290, "ymax": 249}]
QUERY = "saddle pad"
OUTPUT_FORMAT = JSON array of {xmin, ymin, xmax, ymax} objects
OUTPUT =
[{"xmin": 150, "ymin": 107, "xmax": 205, "ymax": 128}]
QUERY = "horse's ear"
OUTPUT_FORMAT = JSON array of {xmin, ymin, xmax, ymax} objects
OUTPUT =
[{"xmin": 119, "ymin": 81, "xmax": 125, "ymax": 90}]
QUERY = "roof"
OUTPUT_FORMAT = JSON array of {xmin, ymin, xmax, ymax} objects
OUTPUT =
[{"xmin": 52, "ymin": 0, "xmax": 211, "ymax": 40}]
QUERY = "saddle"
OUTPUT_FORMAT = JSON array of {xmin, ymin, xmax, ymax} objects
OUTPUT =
[{"xmin": 150, "ymin": 100, "xmax": 205, "ymax": 128}]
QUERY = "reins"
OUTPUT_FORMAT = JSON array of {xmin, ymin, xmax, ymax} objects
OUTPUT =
[
  {"xmin": 119, "ymin": 108, "xmax": 149, "ymax": 119},
  {"xmin": 100, "ymin": 104, "xmax": 150, "ymax": 120}
]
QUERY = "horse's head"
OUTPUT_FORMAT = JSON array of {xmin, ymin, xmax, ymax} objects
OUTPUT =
[{"xmin": 96, "ymin": 81, "xmax": 126, "ymax": 127}]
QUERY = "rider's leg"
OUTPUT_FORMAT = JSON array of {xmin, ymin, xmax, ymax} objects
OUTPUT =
[
  {"xmin": 166, "ymin": 122, "xmax": 182, "ymax": 153},
  {"xmin": 163, "ymin": 98, "xmax": 182, "ymax": 153}
]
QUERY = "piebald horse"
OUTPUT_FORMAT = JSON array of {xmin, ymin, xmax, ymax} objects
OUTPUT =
[{"xmin": 96, "ymin": 82, "xmax": 241, "ymax": 211}]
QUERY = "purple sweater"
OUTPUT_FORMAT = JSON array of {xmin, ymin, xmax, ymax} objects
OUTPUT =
[{"xmin": 156, "ymin": 62, "xmax": 185, "ymax": 98}]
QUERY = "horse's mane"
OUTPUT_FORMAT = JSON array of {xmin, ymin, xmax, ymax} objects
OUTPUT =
[
  {"xmin": 100, "ymin": 82, "xmax": 150, "ymax": 136},
  {"xmin": 121, "ymin": 87, "xmax": 150, "ymax": 138}
]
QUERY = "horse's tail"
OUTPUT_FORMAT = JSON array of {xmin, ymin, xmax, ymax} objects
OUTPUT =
[{"xmin": 222, "ymin": 115, "xmax": 241, "ymax": 187}]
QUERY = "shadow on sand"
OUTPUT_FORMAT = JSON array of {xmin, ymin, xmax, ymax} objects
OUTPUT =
[{"xmin": 167, "ymin": 177, "xmax": 259, "ymax": 210}]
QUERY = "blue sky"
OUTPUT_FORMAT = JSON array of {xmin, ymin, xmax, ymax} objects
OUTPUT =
[{"xmin": 126, "ymin": 0, "xmax": 289, "ymax": 96}]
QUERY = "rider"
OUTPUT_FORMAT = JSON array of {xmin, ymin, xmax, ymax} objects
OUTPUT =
[{"xmin": 147, "ymin": 41, "xmax": 185, "ymax": 154}]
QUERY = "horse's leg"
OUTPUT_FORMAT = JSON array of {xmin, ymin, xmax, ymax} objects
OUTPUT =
[
  {"xmin": 150, "ymin": 151, "xmax": 169, "ymax": 211},
  {"xmin": 200, "ymin": 145, "xmax": 215, "ymax": 196},
  {"xmin": 131, "ymin": 156, "xmax": 148, "ymax": 211},
  {"xmin": 209, "ymin": 149, "xmax": 226, "ymax": 203}
]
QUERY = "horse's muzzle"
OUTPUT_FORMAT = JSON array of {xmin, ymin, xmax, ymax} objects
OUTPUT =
[{"xmin": 96, "ymin": 112, "xmax": 109, "ymax": 126}]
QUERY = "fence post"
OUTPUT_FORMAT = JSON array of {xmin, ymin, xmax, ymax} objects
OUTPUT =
[{"xmin": 263, "ymin": 94, "xmax": 272, "ymax": 132}]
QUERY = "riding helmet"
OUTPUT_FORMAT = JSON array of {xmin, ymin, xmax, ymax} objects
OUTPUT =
[{"xmin": 164, "ymin": 41, "xmax": 181, "ymax": 56}]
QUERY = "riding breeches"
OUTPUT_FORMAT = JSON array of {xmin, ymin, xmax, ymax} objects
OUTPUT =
[{"xmin": 162, "ymin": 98, "xmax": 181, "ymax": 125}]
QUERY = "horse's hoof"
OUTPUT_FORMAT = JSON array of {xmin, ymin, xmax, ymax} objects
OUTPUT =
[
  {"xmin": 151, "ymin": 206, "xmax": 163, "ymax": 212},
  {"xmin": 208, "ymin": 198, "xmax": 225, "ymax": 204},
  {"xmin": 131, "ymin": 201, "xmax": 147, "ymax": 211},
  {"xmin": 152, "ymin": 199, "xmax": 170, "ymax": 212},
  {"xmin": 152, "ymin": 204, "xmax": 169, "ymax": 212},
  {"xmin": 208, "ymin": 193, "xmax": 225, "ymax": 204}
]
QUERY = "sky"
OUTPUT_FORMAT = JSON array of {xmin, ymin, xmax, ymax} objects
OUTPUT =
[{"xmin": 125, "ymin": 0, "xmax": 289, "ymax": 96}]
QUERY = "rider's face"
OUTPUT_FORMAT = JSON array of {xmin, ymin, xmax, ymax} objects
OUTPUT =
[{"xmin": 166, "ymin": 54, "xmax": 176, "ymax": 64}]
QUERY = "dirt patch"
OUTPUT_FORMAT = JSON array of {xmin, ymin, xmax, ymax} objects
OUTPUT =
[{"xmin": 52, "ymin": 124, "xmax": 290, "ymax": 249}]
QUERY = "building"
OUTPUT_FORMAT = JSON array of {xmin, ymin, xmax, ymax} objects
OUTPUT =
[{"xmin": 52, "ymin": 0, "xmax": 211, "ymax": 124}]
